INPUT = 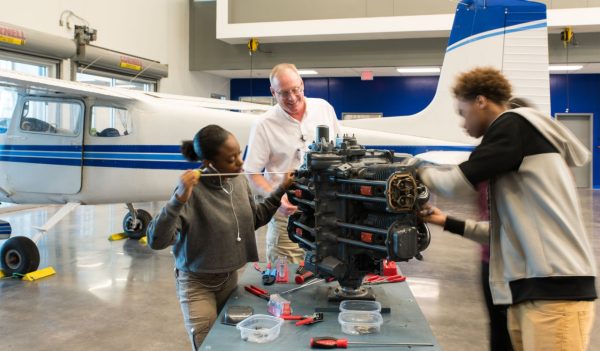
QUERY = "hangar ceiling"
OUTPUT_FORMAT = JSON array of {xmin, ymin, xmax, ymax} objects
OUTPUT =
[{"xmin": 190, "ymin": 1, "xmax": 600, "ymax": 78}]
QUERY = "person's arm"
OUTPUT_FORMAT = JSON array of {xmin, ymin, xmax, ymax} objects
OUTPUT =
[
  {"xmin": 248, "ymin": 174, "xmax": 274, "ymax": 195},
  {"xmin": 147, "ymin": 170, "xmax": 197, "ymax": 250},
  {"xmin": 247, "ymin": 173, "xmax": 294, "ymax": 229},
  {"xmin": 420, "ymin": 114, "xmax": 524, "ymax": 198},
  {"xmin": 420, "ymin": 206, "xmax": 489, "ymax": 244},
  {"xmin": 245, "ymin": 122, "xmax": 273, "ymax": 197}
]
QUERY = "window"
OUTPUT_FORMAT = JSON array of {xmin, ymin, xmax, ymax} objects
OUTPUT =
[
  {"xmin": 20, "ymin": 99, "xmax": 82, "ymax": 136},
  {"xmin": 0, "ymin": 51, "xmax": 58, "ymax": 77},
  {"xmin": 77, "ymin": 70, "xmax": 156, "ymax": 92},
  {"xmin": 90, "ymin": 106, "xmax": 131, "ymax": 137},
  {"xmin": 0, "ymin": 86, "xmax": 17, "ymax": 134}
]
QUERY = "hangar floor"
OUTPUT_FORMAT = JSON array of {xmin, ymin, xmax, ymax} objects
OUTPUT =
[{"xmin": 0, "ymin": 190, "xmax": 598, "ymax": 350}]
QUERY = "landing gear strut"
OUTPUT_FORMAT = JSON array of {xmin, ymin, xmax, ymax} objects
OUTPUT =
[{"xmin": 122, "ymin": 204, "xmax": 152, "ymax": 240}]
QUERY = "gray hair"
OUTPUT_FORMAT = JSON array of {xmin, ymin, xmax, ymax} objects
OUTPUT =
[{"xmin": 269, "ymin": 63, "xmax": 300, "ymax": 86}]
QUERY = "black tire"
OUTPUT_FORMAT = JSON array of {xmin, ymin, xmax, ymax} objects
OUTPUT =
[
  {"xmin": 122, "ymin": 209, "xmax": 153, "ymax": 240},
  {"xmin": 0, "ymin": 236, "xmax": 40, "ymax": 275}
]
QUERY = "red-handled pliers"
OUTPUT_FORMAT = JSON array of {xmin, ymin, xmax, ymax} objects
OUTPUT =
[
  {"xmin": 244, "ymin": 285, "xmax": 270, "ymax": 300},
  {"xmin": 296, "ymin": 312, "xmax": 324, "ymax": 326},
  {"xmin": 363, "ymin": 274, "xmax": 406, "ymax": 285}
]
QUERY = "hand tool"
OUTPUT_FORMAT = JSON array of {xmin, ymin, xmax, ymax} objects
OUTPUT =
[
  {"xmin": 262, "ymin": 263, "xmax": 276, "ymax": 285},
  {"xmin": 244, "ymin": 285, "xmax": 270, "ymax": 300},
  {"xmin": 310, "ymin": 336, "xmax": 434, "ymax": 348},
  {"xmin": 295, "ymin": 270, "xmax": 315, "ymax": 284},
  {"xmin": 281, "ymin": 278, "xmax": 324, "ymax": 294},
  {"xmin": 296, "ymin": 260, "xmax": 306, "ymax": 275},
  {"xmin": 362, "ymin": 274, "xmax": 406, "ymax": 285},
  {"xmin": 295, "ymin": 312, "xmax": 324, "ymax": 326}
]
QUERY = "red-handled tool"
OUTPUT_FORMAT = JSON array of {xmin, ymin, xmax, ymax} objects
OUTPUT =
[
  {"xmin": 310, "ymin": 336, "xmax": 434, "ymax": 348},
  {"xmin": 296, "ymin": 260, "xmax": 306, "ymax": 275},
  {"xmin": 244, "ymin": 285, "xmax": 270, "ymax": 300},
  {"xmin": 295, "ymin": 312, "xmax": 323, "ymax": 326},
  {"xmin": 295, "ymin": 270, "xmax": 315, "ymax": 284},
  {"xmin": 281, "ymin": 314, "xmax": 304, "ymax": 320},
  {"xmin": 363, "ymin": 274, "xmax": 406, "ymax": 285}
]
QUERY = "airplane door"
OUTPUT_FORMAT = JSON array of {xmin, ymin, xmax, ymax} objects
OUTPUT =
[{"xmin": 4, "ymin": 96, "xmax": 84, "ymax": 194}]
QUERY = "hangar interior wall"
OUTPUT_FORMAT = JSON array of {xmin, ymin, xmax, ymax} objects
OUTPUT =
[
  {"xmin": 231, "ymin": 74, "xmax": 600, "ymax": 189},
  {"xmin": 228, "ymin": 0, "xmax": 600, "ymax": 23},
  {"xmin": 1, "ymin": 0, "xmax": 229, "ymax": 98},
  {"xmin": 192, "ymin": 1, "xmax": 600, "ymax": 72}
]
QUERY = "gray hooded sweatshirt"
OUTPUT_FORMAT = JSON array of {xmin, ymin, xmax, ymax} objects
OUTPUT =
[
  {"xmin": 147, "ymin": 174, "xmax": 285, "ymax": 273},
  {"xmin": 421, "ymin": 107, "xmax": 597, "ymax": 305}
]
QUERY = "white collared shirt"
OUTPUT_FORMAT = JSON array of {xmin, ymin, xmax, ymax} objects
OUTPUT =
[{"xmin": 245, "ymin": 98, "xmax": 341, "ymax": 189}]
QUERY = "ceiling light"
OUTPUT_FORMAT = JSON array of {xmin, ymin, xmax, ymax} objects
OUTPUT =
[
  {"xmin": 396, "ymin": 67, "xmax": 441, "ymax": 74},
  {"xmin": 297, "ymin": 70, "xmax": 318, "ymax": 75},
  {"xmin": 548, "ymin": 65, "xmax": 583, "ymax": 71}
]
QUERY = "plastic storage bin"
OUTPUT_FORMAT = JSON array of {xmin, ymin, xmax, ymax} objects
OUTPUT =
[
  {"xmin": 236, "ymin": 314, "xmax": 283, "ymax": 343},
  {"xmin": 339, "ymin": 300, "xmax": 382, "ymax": 313},
  {"xmin": 338, "ymin": 311, "xmax": 383, "ymax": 335}
]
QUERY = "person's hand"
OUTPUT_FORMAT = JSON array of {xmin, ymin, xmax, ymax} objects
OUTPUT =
[
  {"xmin": 175, "ymin": 170, "xmax": 200, "ymax": 203},
  {"xmin": 278, "ymin": 193, "xmax": 298, "ymax": 216},
  {"xmin": 280, "ymin": 172, "xmax": 295, "ymax": 189},
  {"xmin": 418, "ymin": 204, "xmax": 447, "ymax": 227}
]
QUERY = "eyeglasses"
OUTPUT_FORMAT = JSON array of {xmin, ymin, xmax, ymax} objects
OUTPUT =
[{"xmin": 274, "ymin": 85, "xmax": 304, "ymax": 99}]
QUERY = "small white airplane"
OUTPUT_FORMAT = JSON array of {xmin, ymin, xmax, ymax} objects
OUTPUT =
[{"xmin": 0, "ymin": 0, "xmax": 550, "ymax": 275}]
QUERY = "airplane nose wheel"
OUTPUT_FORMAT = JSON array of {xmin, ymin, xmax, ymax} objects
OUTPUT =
[
  {"xmin": 0, "ymin": 236, "xmax": 40, "ymax": 275},
  {"xmin": 122, "ymin": 209, "xmax": 152, "ymax": 240}
]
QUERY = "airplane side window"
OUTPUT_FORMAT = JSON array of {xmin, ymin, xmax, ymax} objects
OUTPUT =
[
  {"xmin": 20, "ymin": 99, "xmax": 81, "ymax": 136},
  {"xmin": 90, "ymin": 106, "xmax": 132, "ymax": 137}
]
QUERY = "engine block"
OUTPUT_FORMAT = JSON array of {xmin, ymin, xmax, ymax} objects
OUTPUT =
[{"xmin": 287, "ymin": 126, "xmax": 431, "ymax": 291}]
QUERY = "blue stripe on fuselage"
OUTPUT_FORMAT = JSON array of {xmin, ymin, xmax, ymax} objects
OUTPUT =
[{"xmin": 0, "ymin": 144, "xmax": 475, "ymax": 170}]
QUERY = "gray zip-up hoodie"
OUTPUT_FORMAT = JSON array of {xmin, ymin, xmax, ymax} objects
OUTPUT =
[
  {"xmin": 421, "ymin": 107, "xmax": 597, "ymax": 305},
  {"xmin": 147, "ymin": 174, "xmax": 285, "ymax": 273}
]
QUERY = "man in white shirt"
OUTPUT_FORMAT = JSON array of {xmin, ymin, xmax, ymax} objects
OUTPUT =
[{"xmin": 245, "ymin": 63, "xmax": 341, "ymax": 264}]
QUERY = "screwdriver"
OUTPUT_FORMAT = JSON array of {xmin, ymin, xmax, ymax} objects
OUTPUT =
[{"xmin": 310, "ymin": 336, "xmax": 434, "ymax": 349}]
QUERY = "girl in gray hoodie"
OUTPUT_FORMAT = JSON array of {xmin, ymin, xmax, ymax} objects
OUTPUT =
[{"xmin": 147, "ymin": 124, "xmax": 293, "ymax": 350}]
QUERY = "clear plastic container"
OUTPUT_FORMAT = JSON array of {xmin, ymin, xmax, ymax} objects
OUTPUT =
[
  {"xmin": 339, "ymin": 300, "xmax": 382, "ymax": 313},
  {"xmin": 338, "ymin": 311, "xmax": 383, "ymax": 335},
  {"xmin": 236, "ymin": 314, "xmax": 283, "ymax": 343}
]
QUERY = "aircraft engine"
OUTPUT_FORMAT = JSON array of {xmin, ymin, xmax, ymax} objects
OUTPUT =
[{"xmin": 287, "ymin": 126, "xmax": 430, "ymax": 299}]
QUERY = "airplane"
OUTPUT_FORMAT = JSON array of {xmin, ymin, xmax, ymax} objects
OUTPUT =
[{"xmin": 0, "ymin": 0, "xmax": 550, "ymax": 275}]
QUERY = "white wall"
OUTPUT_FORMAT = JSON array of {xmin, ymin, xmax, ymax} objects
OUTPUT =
[{"xmin": 1, "ymin": 0, "xmax": 230, "ymax": 98}]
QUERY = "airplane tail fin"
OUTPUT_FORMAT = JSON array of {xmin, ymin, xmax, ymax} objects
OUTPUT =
[{"xmin": 342, "ymin": 0, "xmax": 549, "ymax": 144}]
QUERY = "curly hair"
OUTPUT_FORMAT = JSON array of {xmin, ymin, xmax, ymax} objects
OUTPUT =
[{"xmin": 452, "ymin": 67, "xmax": 512, "ymax": 104}]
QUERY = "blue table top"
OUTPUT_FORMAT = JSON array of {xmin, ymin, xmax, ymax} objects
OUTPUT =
[{"xmin": 200, "ymin": 263, "xmax": 442, "ymax": 350}]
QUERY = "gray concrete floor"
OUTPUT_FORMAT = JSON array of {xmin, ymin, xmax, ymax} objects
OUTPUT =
[{"xmin": 0, "ymin": 190, "xmax": 598, "ymax": 350}]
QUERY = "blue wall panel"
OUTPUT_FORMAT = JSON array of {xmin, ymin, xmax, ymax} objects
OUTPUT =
[
  {"xmin": 550, "ymin": 74, "xmax": 600, "ymax": 189},
  {"xmin": 231, "ymin": 74, "xmax": 600, "ymax": 188}
]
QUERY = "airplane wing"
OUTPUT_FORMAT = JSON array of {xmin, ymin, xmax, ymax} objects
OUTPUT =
[
  {"xmin": 143, "ymin": 92, "xmax": 271, "ymax": 112},
  {"xmin": 0, "ymin": 69, "xmax": 133, "ymax": 101}
]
